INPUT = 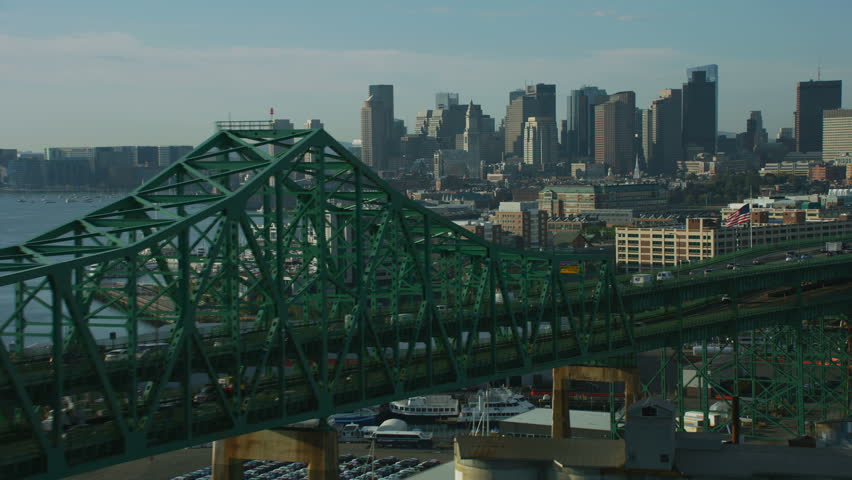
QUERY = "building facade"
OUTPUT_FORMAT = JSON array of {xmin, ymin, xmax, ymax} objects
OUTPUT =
[
  {"xmin": 682, "ymin": 69, "xmax": 717, "ymax": 156},
  {"xmin": 823, "ymin": 109, "xmax": 852, "ymax": 162},
  {"xmin": 360, "ymin": 95, "xmax": 388, "ymax": 170},
  {"xmin": 616, "ymin": 217, "xmax": 852, "ymax": 268},
  {"xmin": 538, "ymin": 184, "xmax": 667, "ymax": 216},
  {"xmin": 504, "ymin": 84, "xmax": 556, "ymax": 159},
  {"xmin": 566, "ymin": 86, "xmax": 608, "ymax": 160},
  {"xmin": 491, "ymin": 201, "xmax": 548, "ymax": 249},
  {"xmin": 649, "ymin": 89, "xmax": 683, "ymax": 176},
  {"xmin": 436, "ymin": 92, "xmax": 459, "ymax": 110},
  {"xmin": 796, "ymin": 80, "xmax": 842, "ymax": 153},
  {"xmin": 523, "ymin": 117, "xmax": 558, "ymax": 170},
  {"xmin": 594, "ymin": 92, "xmax": 636, "ymax": 175}
]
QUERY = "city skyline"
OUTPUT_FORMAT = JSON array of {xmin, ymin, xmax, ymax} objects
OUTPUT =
[{"xmin": 2, "ymin": 0, "xmax": 852, "ymax": 150}]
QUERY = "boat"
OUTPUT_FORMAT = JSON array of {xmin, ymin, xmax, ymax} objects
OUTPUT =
[
  {"xmin": 328, "ymin": 406, "xmax": 379, "ymax": 425},
  {"xmin": 456, "ymin": 387, "xmax": 535, "ymax": 423},
  {"xmin": 389, "ymin": 394, "xmax": 459, "ymax": 421},
  {"xmin": 361, "ymin": 419, "xmax": 433, "ymax": 448}
]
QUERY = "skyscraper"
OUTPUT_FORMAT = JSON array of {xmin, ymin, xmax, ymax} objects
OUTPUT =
[
  {"xmin": 462, "ymin": 101, "xmax": 482, "ymax": 164},
  {"xmin": 649, "ymin": 89, "xmax": 682, "ymax": 175},
  {"xmin": 269, "ymin": 119, "xmax": 295, "ymax": 158},
  {"xmin": 594, "ymin": 91, "xmax": 635, "ymax": 175},
  {"xmin": 368, "ymin": 84, "xmax": 399, "ymax": 156},
  {"xmin": 504, "ymin": 93, "xmax": 536, "ymax": 157},
  {"xmin": 640, "ymin": 109, "xmax": 654, "ymax": 169},
  {"xmin": 360, "ymin": 95, "xmax": 387, "ymax": 170},
  {"xmin": 504, "ymin": 84, "xmax": 556, "ymax": 159},
  {"xmin": 303, "ymin": 120, "xmax": 324, "ymax": 163},
  {"xmin": 686, "ymin": 64, "xmax": 718, "ymax": 151},
  {"xmin": 566, "ymin": 86, "xmax": 608, "ymax": 159},
  {"xmin": 682, "ymin": 70, "xmax": 717, "ymax": 156},
  {"xmin": 436, "ymin": 92, "xmax": 459, "ymax": 110},
  {"xmin": 822, "ymin": 109, "xmax": 852, "ymax": 162},
  {"xmin": 795, "ymin": 80, "xmax": 842, "ymax": 153},
  {"xmin": 744, "ymin": 111, "xmax": 767, "ymax": 153},
  {"xmin": 523, "ymin": 117, "xmax": 558, "ymax": 170},
  {"xmin": 304, "ymin": 119, "xmax": 323, "ymax": 130}
]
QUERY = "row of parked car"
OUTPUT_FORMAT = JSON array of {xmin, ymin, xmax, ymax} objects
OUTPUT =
[{"xmin": 170, "ymin": 455, "xmax": 443, "ymax": 480}]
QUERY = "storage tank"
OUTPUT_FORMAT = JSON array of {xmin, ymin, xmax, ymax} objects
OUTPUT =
[{"xmin": 455, "ymin": 458, "xmax": 547, "ymax": 480}]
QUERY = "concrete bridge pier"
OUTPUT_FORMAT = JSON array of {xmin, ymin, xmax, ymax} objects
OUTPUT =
[
  {"xmin": 551, "ymin": 365, "xmax": 640, "ymax": 439},
  {"xmin": 212, "ymin": 427, "xmax": 338, "ymax": 480}
]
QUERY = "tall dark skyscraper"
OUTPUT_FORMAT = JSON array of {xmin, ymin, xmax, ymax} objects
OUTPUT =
[
  {"xmin": 686, "ymin": 65, "xmax": 718, "ymax": 151},
  {"xmin": 648, "ymin": 89, "xmax": 682, "ymax": 175},
  {"xmin": 368, "ymin": 85, "xmax": 398, "ymax": 156},
  {"xmin": 503, "ymin": 84, "xmax": 556, "ymax": 158},
  {"xmin": 744, "ymin": 111, "xmax": 767, "ymax": 152},
  {"xmin": 566, "ymin": 86, "xmax": 607, "ymax": 159},
  {"xmin": 682, "ymin": 70, "xmax": 717, "ymax": 156},
  {"xmin": 795, "ymin": 80, "xmax": 842, "ymax": 153}
]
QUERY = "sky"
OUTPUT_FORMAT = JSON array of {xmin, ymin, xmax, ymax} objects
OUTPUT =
[{"xmin": 2, "ymin": 0, "xmax": 852, "ymax": 151}]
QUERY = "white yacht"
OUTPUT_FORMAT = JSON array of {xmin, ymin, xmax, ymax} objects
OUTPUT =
[
  {"xmin": 457, "ymin": 387, "xmax": 535, "ymax": 423},
  {"xmin": 328, "ymin": 407, "xmax": 380, "ymax": 426},
  {"xmin": 389, "ymin": 394, "xmax": 459, "ymax": 421}
]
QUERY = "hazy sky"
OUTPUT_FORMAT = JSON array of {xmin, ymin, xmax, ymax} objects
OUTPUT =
[{"xmin": 2, "ymin": 0, "xmax": 851, "ymax": 151}]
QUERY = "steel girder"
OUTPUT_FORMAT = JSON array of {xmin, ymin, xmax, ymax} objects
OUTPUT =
[
  {"xmin": 0, "ymin": 129, "xmax": 630, "ymax": 479},
  {"xmin": 0, "ymin": 128, "xmax": 849, "ymax": 479}
]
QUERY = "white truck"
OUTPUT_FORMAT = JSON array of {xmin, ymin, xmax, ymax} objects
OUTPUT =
[
  {"xmin": 631, "ymin": 274, "xmax": 655, "ymax": 287},
  {"xmin": 826, "ymin": 241, "xmax": 843, "ymax": 253}
]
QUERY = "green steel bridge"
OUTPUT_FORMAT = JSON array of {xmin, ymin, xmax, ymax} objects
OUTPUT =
[{"xmin": 0, "ymin": 129, "xmax": 850, "ymax": 479}]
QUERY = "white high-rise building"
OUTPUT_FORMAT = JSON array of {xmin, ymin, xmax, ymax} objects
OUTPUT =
[
  {"xmin": 823, "ymin": 109, "xmax": 852, "ymax": 163},
  {"xmin": 303, "ymin": 119, "xmax": 324, "ymax": 162},
  {"xmin": 523, "ymin": 117, "xmax": 558, "ymax": 170}
]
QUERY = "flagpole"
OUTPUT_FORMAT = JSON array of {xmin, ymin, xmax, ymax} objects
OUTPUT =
[{"xmin": 748, "ymin": 187, "xmax": 753, "ymax": 249}]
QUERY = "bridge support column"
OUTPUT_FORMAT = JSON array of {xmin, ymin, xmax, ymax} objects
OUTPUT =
[
  {"xmin": 212, "ymin": 428, "xmax": 338, "ymax": 480},
  {"xmin": 551, "ymin": 365, "xmax": 640, "ymax": 439},
  {"xmin": 552, "ymin": 366, "xmax": 571, "ymax": 438}
]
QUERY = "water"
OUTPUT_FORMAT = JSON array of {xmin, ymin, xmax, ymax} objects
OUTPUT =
[{"xmin": 0, "ymin": 191, "xmax": 162, "ymax": 346}]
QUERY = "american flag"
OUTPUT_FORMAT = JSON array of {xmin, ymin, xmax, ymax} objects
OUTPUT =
[{"xmin": 725, "ymin": 204, "xmax": 751, "ymax": 227}]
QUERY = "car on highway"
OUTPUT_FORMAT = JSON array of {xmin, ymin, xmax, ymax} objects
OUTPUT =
[
  {"xmin": 799, "ymin": 254, "xmax": 811, "ymax": 260},
  {"xmin": 721, "ymin": 295, "xmax": 732, "ymax": 305},
  {"xmin": 751, "ymin": 259, "xmax": 762, "ymax": 265},
  {"xmin": 785, "ymin": 255, "xmax": 796, "ymax": 262},
  {"xmin": 656, "ymin": 271, "xmax": 674, "ymax": 281},
  {"xmin": 703, "ymin": 268, "xmax": 714, "ymax": 276},
  {"xmin": 104, "ymin": 349, "xmax": 127, "ymax": 362}
]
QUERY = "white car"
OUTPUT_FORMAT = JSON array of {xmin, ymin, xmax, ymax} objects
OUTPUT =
[{"xmin": 104, "ymin": 349, "xmax": 128, "ymax": 362}]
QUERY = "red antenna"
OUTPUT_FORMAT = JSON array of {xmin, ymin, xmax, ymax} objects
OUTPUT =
[{"xmin": 269, "ymin": 107, "xmax": 274, "ymax": 120}]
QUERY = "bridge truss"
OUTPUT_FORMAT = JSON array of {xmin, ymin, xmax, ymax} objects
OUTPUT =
[
  {"xmin": 0, "ymin": 129, "xmax": 631, "ymax": 479},
  {"xmin": 0, "ymin": 128, "xmax": 849, "ymax": 479}
]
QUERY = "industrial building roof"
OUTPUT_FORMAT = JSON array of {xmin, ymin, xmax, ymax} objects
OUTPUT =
[{"xmin": 500, "ymin": 407, "xmax": 612, "ymax": 431}]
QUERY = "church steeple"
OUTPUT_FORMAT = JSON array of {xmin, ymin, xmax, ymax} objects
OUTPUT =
[{"xmin": 633, "ymin": 153, "xmax": 642, "ymax": 179}]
